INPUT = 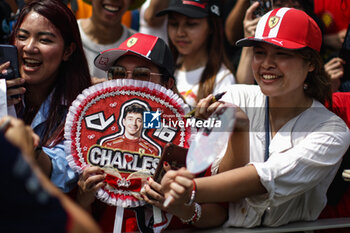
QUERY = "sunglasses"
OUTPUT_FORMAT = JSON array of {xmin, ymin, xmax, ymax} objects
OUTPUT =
[{"xmin": 107, "ymin": 66, "xmax": 163, "ymax": 81}]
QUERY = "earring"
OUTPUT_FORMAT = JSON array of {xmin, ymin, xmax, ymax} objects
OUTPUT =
[{"xmin": 304, "ymin": 83, "xmax": 308, "ymax": 90}]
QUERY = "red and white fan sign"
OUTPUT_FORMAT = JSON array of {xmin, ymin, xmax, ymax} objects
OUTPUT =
[{"xmin": 64, "ymin": 79, "xmax": 191, "ymax": 207}]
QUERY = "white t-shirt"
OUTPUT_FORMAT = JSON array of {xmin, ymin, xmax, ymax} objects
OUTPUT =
[
  {"xmin": 78, "ymin": 20, "xmax": 136, "ymax": 79},
  {"xmin": 175, "ymin": 65, "xmax": 235, "ymax": 107},
  {"xmin": 212, "ymin": 84, "xmax": 350, "ymax": 227}
]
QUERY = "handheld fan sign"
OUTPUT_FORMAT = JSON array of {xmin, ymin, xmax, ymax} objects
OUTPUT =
[
  {"xmin": 64, "ymin": 79, "xmax": 191, "ymax": 208},
  {"xmin": 186, "ymin": 105, "xmax": 236, "ymax": 174},
  {"xmin": 163, "ymin": 105, "xmax": 236, "ymax": 208}
]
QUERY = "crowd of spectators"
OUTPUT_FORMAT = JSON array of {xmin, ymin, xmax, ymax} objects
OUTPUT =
[{"xmin": 1, "ymin": 0, "xmax": 350, "ymax": 232}]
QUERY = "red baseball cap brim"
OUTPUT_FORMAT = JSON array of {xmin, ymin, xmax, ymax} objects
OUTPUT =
[
  {"xmin": 236, "ymin": 37, "xmax": 309, "ymax": 50},
  {"xmin": 94, "ymin": 33, "xmax": 175, "ymax": 77},
  {"xmin": 94, "ymin": 49, "xmax": 146, "ymax": 71}
]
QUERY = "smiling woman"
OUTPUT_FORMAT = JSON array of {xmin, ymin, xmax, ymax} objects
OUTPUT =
[
  {"xmin": 15, "ymin": 12, "xmax": 70, "ymax": 87},
  {"xmin": 157, "ymin": 7, "xmax": 350, "ymax": 229},
  {"xmin": 4, "ymin": 0, "xmax": 91, "ymax": 192}
]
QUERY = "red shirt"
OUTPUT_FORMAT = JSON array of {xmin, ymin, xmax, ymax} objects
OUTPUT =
[
  {"xmin": 102, "ymin": 135, "xmax": 159, "ymax": 156},
  {"xmin": 314, "ymin": 0, "xmax": 350, "ymax": 34},
  {"xmin": 318, "ymin": 92, "xmax": 350, "ymax": 233}
]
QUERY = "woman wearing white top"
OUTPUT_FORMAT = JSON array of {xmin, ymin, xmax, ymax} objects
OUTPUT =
[
  {"xmin": 156, "ymin": 0, "xmax": 235, "ymax": 107},
  {"xmin": 155, "ymin": 7, "xmax": 350, "ymax": 228}
]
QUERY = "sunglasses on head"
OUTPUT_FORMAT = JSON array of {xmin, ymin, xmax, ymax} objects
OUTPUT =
[{"xmin": 107, "ymin": 66, "xmax": 163, "ymax": 81}]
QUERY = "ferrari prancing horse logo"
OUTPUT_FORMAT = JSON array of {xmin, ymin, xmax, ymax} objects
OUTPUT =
[
  {"xmin": 268, "ymin": 16, "xmax": 280, "ymax": 29},
  {"xmin": 127, "ymin": 37, "xmax": 138, "ymax": 47}
]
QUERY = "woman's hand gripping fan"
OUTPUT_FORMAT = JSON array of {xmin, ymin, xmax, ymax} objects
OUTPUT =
[{"xmin": 163, "ymin": 95, "xmax": 236, "ymax": 207}]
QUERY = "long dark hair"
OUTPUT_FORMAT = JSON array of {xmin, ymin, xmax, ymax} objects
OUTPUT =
[
  {"xmin": 298, "ymin": 47, "xmax": 332, "ymax": 106},
  {"xmin": 169, "ymin": 13, "xmax": 235, "ymax": 102},
  {"xmin": 10, "ymin": 0, "xmax": 91, "ymax": 145}
]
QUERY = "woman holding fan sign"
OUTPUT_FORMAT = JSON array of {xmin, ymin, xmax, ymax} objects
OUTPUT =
[{"xmin": 158, "ymin": 8, "xmax": 350, "ymax": 228}]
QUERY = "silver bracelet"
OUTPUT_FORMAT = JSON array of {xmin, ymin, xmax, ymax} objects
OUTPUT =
[{"xmin": 180, "ymin": 202, "xmax": 202, "ymax": 224}]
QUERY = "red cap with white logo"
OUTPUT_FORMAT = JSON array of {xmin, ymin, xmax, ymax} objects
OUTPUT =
[{"xmin": 236, "ymin": 7, "xmax": 322, "ymax": 52}]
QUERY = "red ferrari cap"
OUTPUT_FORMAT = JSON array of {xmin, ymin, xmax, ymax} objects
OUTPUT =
[
  {"xmin": 94, "ymin": 33, "xmax": 174, "ymax": 77},
  {"xmin": 236, "ymin": 7, "xmax": 322, "ymax": 52}
]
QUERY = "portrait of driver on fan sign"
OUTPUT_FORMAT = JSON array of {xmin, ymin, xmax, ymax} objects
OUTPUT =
[{"xmin": 101, "ymin": 102, "xmax": 159, "ymax": 157}]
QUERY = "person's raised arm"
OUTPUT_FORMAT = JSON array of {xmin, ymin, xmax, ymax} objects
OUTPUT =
[
  {"xmin": 143, "ymin": 0, "xmax": 169, "ymax": 27},
  {"xmin": 324, "ymin": 57, "xmax": 345, "ymax": 92},
  {"xmin": 235, "ymin": 2, "xmax": 260, "ymax": 84},
  {"xmin": 225, "ymin": 0, "xmax": 250, "ymax": 45}
]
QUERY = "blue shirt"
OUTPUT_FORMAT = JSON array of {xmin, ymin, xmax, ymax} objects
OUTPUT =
[
  {"xmin": 31, "ymin": 95, "xmax": 78, "ymax": 193},
  {"xmin": 1, "ymin": 134, "xmax": 68, "ymax": 232}
]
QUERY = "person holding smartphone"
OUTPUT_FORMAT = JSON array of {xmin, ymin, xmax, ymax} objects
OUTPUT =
[{"xmin": 3, "ymin": 0, "xmax": 91, "ymax": 192}]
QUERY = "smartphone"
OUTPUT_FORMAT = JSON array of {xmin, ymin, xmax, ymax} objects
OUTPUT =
[
  {"xmin": 0, "ymin": 44, "xmax": 20, "ymax": 80},
  {"xmin": 153, "ymin": 143, "xmax": 188, "ymax": 183},
  {"xmin": 339, "ymin": 24, "xmax": 350, "ymax": 81},
  {"xmin": 250, "ymin": 0, "xmax": 273, "ymax": 17},
  {"xmin": 0, "ymin": 44, "xmax": 21, "ymax": 98}
]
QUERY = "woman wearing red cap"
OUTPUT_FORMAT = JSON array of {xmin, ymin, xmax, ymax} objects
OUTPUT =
[{"xmin": 156, "ymin": 8, "xmax": 350, "ymax": 228}]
